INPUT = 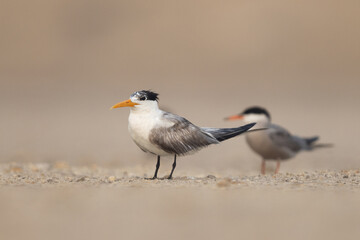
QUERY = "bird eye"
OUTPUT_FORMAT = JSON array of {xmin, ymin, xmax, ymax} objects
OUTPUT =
[{"xmin": 139, "ymin": 96, "xmax": 146, "ymax": 101}]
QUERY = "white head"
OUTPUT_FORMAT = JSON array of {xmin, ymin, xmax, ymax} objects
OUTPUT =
[
  {"xmin": 111, "ymin": 90, "xmax": 160, "ymax": 113},
  {"xmin": 225, "ymin": 106, "xmax": 271, "ymax": 128}
]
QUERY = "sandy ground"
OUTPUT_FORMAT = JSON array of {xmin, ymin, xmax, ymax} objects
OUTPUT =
[{"xmin": 1, "ymin": 162, "xmax": 360, "ymax": 240}]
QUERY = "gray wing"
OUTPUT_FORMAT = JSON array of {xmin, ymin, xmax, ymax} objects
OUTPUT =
[
  {"xmin": 149, "ymin": 112, "xmax": 219, "ymax": 155},
  {"xmin": 269, "ymin": 125, "xmax": 304, "ymax": 153}
]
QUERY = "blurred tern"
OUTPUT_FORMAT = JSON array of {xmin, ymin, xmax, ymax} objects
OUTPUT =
[
  {"xmin": 111, "ymin": 90, "xmax": 255, "ymax": 179},
  {"xmin": 225, "ymin": 106, "xmax": 331, "ymax": 174}
]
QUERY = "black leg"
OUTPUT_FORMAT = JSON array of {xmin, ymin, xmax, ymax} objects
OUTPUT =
[
  {"xmin": 146, "ymin": 155, "xmax": 160, "ymax": 180},
  {"xmin": 167, "ymin": 155, "xmax": 177, "ymax": 179}
]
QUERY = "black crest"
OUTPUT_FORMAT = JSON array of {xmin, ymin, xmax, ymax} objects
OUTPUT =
[
  {"xmin": 242, "ymin": 106, "xmax": 271, "ymax": 120},
  {"xmin": 133, "ymin": 90, "xmax": 159, "ymax": 101}
]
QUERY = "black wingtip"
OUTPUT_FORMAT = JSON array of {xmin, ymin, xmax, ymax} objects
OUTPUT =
[
  {"xmin": 214, "ymin": 122, "xmax": 256, "ymax": 142},
  {"xmin": 305, "ymin": 136, "xmax": 319, "ymax": 146},
  {"xmin": 243, "ymin": 122, "xmax": 256, "ymax": 131}
]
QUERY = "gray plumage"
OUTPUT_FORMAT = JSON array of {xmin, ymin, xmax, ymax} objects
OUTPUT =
[
  {"xmin": 225, "ymin": 106, "xmax": 332, "ymax": 174},
  {"xmin": 247, "ymin": 124, "xmax": 319, "ymax": 160},
  {"xmin": 150, "ymin": 112, "xmax": 255, "ymax": 156}
]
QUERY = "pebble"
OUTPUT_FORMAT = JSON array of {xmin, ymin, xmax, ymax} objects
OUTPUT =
[
  {"xmin": 217, "ymin": 178, "xmax": 232, "ymax": 188},
  {"xmin": 108, "ymin": 176, "xmax": 116, "ymax": 182},
  {"xmin": 76, "ymin": 176, "xmax": 87, "ymax": 182}
]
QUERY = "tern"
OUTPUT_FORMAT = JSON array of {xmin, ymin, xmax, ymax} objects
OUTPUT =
[
  {"xmin": 225, "ymin": 106, "xmax": 331, "ymax": 174},
  {"xmin": 111, "ymin": 90, "xmax": 255, "ymax": 179}
]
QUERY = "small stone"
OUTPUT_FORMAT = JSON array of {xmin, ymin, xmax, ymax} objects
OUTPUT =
[
  {"xmin": 343, "ymin": 175, "xmax": 349, "ymax": 179},
  {"xmin": 76, "ymin": 176, "xmax": 87, "ymax": 182},
  {"xmin": 54, "ymin": 162, "xmax": 69, "ymax": 170},
  {"xmin": 29, "ymin": 164, "xmax": 39, "ymax": 172},
  {"xmin": 10, "ymin": 167, "xmax": 23, "ymax": 173},
  {"xmin": 217, "ymin": 178, "xmax": 231, "ymax": 188},
  {"xmin": 108, "ymin": 176, "xmax": 116, "ymax": 182},
  {"xmin": 206, "ymin": 175, "xmax": 216, "ymax": 179}
]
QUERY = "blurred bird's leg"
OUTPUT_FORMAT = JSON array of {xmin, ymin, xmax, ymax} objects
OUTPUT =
[
  {"xmin": 261, "ymin": 159, "xmax": 266, "ymax": 175},
  {"xmin": 275, "ymin": 160, "xmax": 281, "ymax": 174},
  {"xmin": 146, "ymin": 155, "xmax": 160, "ymax": 180},
  {"xmin": 167, "ymin": 155, "xmax": 177, "ymax": 180}
]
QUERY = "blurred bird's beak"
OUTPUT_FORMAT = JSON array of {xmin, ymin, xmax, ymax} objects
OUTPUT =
[
  {"xmin": 111, "ymin": 99, "xmax": 138, "ymax": 109},
  {"xmin": 224, "ymin": 115, "xmax": 244, "ymax": 121}
]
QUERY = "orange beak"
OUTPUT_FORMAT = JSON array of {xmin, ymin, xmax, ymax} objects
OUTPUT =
[
  {"xmin": 224, "ymin": 115, "xmax": 244, "ymax": 121},
  {"xmin": 111, "ymin": 99, "xmax": 139, "ymax": 109}
]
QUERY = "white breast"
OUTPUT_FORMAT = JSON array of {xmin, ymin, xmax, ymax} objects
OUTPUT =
[{"xmin": 128, "ymin": 107, "xmax": 173, "ymax": 156}]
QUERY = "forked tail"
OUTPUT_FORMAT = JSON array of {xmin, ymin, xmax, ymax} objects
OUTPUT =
[{"xmin": 304, "ymin": 136, "xmax": 333, "ymax": 149}]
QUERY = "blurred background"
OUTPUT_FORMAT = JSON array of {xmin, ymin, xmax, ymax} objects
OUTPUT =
[
  {"xmin": 1, "ymin": 1, "xmax": 360, "ymax": 240},
  {"xmin": 1, "ymin": 0, "xmax": 359, "ymax": 174}
]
